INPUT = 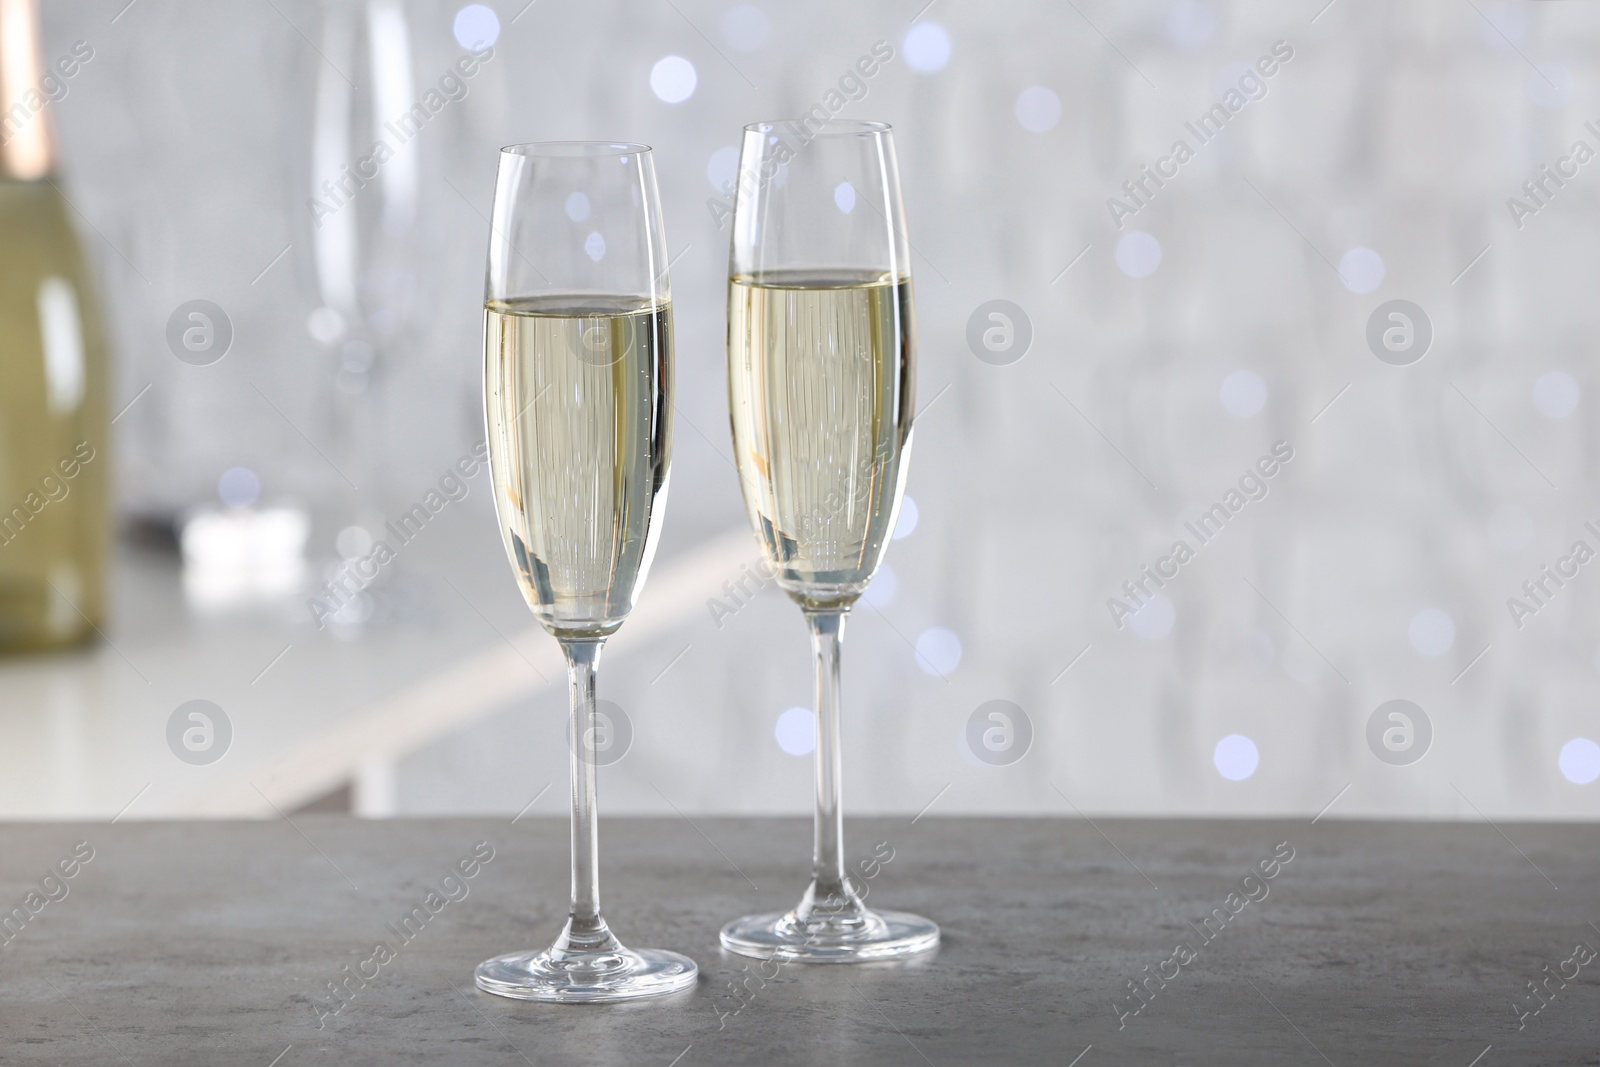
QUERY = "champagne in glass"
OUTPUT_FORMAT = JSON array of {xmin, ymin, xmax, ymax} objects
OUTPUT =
[
  {"xmin": 475, "ymin": 143, "xmax": 693, "ymax": 1002},
  {"xmin": 484, "ymin": 296, "xmax": 670, "ymax": 638},
  {"xmin": 727, "ymin": 271, "xmax": 913, "ymax": 606},
  {"xmin": 720, "ymin": 122, "xmax": 937, "ymax": 962}
]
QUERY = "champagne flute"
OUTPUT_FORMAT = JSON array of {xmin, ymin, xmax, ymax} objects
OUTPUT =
[
  {"xmin": 720, "ymin": 121, "xmax": 937, "ymax": 962},
  {"xmin": 475, "ymin": 142, "xmax": 695, "ymax": 1001}
]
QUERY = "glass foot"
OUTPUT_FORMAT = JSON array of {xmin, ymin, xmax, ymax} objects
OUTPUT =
[
  {"xmin": 720, "ymin": 907, "xmax": 939, "ymax": 963},
  {"xmin": 475, "ymin": 945, "xmax": 698, "ymax": 1003}
]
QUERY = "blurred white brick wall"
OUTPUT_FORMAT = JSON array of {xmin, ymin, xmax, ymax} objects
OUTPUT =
[{"xmin": 44, "ymin": 0, "xmax": 1600, "ymax": 816}]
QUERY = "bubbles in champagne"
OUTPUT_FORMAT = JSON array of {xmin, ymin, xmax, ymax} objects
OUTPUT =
[
  {"xmin": 484, "ymin": 297, "xmax": 672, "ymax": 638},
  {"xmin": 726, "ymin": 271, "xmax": 915, "ymax": 610}
]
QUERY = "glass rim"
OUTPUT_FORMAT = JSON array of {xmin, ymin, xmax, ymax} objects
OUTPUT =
[
  {"xmin": 498, "ymin": 141, "xmax": 653, "ymax": 158},
  {"xmin": 742, "ymin": 119, "xmax": 892, "ymax": 138}
]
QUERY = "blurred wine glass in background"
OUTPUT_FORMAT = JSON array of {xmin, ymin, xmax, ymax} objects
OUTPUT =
[{"xmin": 301, "ymin": 0, "xmax": 422, "ymax": 632}]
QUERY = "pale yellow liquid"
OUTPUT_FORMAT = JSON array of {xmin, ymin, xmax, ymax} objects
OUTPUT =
[
  {"xmin": 484, "ymin": 297, "xmax": 671, "ymax": 639},
  {"xmin": 0, "ymin": 180, "xmax": 108, "ymax": 650},
  {"xmin": 727, "ymin": 271, "xmax": 914, "ymax": 610}
]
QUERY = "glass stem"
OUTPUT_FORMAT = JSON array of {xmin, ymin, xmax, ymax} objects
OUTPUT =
[
  {"xmin": 560, "ymin": 637, "xmax": 615, "ymax": 952},
  {"xmin": 806, "ymin": 610, "xmax": 850, "ymax": 902}
]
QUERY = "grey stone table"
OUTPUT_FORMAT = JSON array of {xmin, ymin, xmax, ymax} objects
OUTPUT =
[{"xmin": 2, "ymin": 816, "xmax": 1597, "ymax": 1065}]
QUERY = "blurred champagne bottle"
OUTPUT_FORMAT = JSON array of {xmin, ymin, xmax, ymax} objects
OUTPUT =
[{"xmin": 0, "ymin": 0, "xmax": 108, "ymax": 651}]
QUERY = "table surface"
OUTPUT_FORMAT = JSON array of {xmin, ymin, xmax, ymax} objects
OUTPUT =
[{"xmin": 2, "ymin": 816, "xmax": 1597, "ymax": 1065}]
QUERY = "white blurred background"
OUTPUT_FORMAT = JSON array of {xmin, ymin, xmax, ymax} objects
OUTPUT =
[{"xmin": 4, "ymin": 0, "xmax": 1600, "ymax": 821}]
